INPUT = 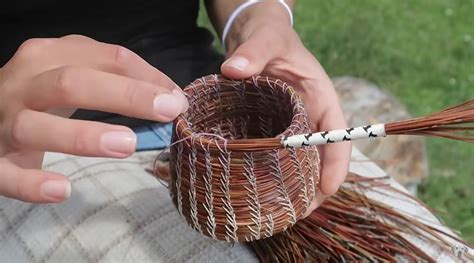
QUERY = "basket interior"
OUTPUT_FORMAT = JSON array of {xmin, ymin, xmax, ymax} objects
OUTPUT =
[{"xmin": 183, "ymin": 79, "xmax": 296, "ymax": 140}]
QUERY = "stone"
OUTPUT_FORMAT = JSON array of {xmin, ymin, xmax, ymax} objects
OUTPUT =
[{"xmin": 332, "ymin": 76, "xmax": 428, "ymax": 194}]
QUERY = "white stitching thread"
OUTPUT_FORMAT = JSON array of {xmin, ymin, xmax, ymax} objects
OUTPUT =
[
  {"xmin": 289, "ymin": 148, "xmax": 310, "ymax": 209},
  {"xmin": 175, "ymin": 143, "xmax": 184, "ymax": 216},
  {"xmin": 264, "ymin": 214, "xmax": 274, "ymax": 238},
  {"xmin": 188, "ymin": 145, "xmax": 203, "ymax": 234},
  {"xmin": 218, "ymin": 148, "xmax": 238, "ymax": 242},
  {"xmin": 202, "ymin": 141, "xmax": 217, "ymax": 239},
  {"xmin": 243, "ymin": 153, "xmax": 262, "ymax": 241},
  {"xmin": 270, "ymin": 149, "xmax": 297, "ymax": 225}
]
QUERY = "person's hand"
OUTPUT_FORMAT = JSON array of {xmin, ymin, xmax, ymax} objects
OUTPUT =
[
  {"xmin": 0, "ymin": 35, "xmax": 188, "ymax": 203},
  {"xmin": 220, "ymin": 3, "xmax": 351, "ymax": 214}
]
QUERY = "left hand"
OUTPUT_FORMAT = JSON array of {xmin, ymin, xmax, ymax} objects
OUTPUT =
[{"xmin": 221, "ymin": 6, "xmax": 352, "ymax": 214}]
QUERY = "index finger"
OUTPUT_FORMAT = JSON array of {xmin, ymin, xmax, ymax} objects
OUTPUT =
[
  {"xmin": 25, "ymin": 66, "xmax": 188, "ymax": 122},
  {"xmin": 61, "ymin": 36, "xmax": 178, "ymax": 90},
  {"xmin": 13, "ymin": 35, "xmax": 179, "ymax": 92}
]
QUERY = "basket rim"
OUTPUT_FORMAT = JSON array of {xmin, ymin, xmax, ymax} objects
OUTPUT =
[{"xmin": 173, "ymin": 74, "xmax": 308, "ymax": 151}]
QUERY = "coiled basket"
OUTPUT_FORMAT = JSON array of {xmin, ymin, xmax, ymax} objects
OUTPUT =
[{"xmin": 169, "ymin": 74, "xmax": 320, "ymax": 242}]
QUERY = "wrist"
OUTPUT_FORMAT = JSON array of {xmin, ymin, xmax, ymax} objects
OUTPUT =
[{"xmin": 224, "ymin": 1, "xmax": 293, "ymax": 52}]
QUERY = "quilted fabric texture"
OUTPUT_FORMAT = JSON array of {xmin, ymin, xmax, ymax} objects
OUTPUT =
[
  {"xmin": 0, "ymin": 151, "xmax": 257, "ymax": 263},
  {"xmin": 0, "ymin": 148, "xmax": 471, "ymax": 262}
]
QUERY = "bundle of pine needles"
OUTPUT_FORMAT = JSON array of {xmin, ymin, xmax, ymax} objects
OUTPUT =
[{"xmin": 249, "ymin": 173, "xmax": 473, "ymax": 262}]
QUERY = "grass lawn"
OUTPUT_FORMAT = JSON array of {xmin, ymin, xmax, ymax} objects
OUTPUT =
[{"xmin": 199, "ymin": 0, "xmax": 474, "ymax": 243}]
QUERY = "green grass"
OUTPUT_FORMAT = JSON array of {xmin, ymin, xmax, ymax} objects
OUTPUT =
[{"xmin": 199, "ymin": 0, "xmax": 474, "ymax": 242}]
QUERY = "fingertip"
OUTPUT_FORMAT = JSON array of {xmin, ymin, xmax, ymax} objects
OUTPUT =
[
  {"xmin": 221, "ymin": 56, "xmax": 252, "ymax": 79},
  {"xmin": 319, "ymin": 162, "xmax": 349, "ymax": 196},
  {"xmin": 100, "ymin": 129, "xmax": 137, "ymax": 158},
  {"xmin": 172, "ymin": 88, "xmax": 189, "ymax": 113},
  {"xmin": 15, "ymin": 170, "xmax": 71, "ymax": 204},
  {"xmin": 320, "ymin": 183, "xmax": 340, "ymax": 196},
  {"xmin": 39, "ymin": 177, "xmax": 71, "ymax": 203},
  {"xmin": 302, "ymin": 192, "xmax": 328, "ymax": 218},
  {"xmin": 153, "ymin": 94, "xmax": 180, "ymax": 118},
  {"xmin": 153, "ymin": 90, "xmax": 189, "ymax": 121},
  {"xmin": 222, "ymin": 56, "xmax": 250, "ymax": 72},
  {"xmin": 319, "ymin": 153, "xmax": 351, "ymax": 196},
  {"xmin": 319, "ymin": 138, "xmax": 352, "ymax": 189}
]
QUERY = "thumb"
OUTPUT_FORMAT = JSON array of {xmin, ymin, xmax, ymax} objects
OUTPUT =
[{"xmin": 221, "ymin": 35, "xmax": 280, "ymax": 79}]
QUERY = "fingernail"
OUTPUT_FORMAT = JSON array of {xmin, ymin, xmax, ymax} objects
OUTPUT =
[
  {"xmin": 153, "ymin": 93, "xmax": 184, "ymax": 119},
  {"xmin": 172, "ymin": 89, "xmax": 189, "ymax": 112},
  {"xmin": 101, "ymin": 131, "xmax": 137, "ymax": 155},
  {"xmin": 224, "ymin": 56, "xmax": 249, "ymax": 71},
  {"xmin": 40, "ymin": 180, "xmax": 71, "ymax": 201}
]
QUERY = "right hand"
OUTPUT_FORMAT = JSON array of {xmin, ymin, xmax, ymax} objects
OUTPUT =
[{"xmin": 0, "ymin": 35, "xmax": 188, "ymax": 203}]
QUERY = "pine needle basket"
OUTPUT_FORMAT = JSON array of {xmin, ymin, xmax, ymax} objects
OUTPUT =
[{"xmin": 170, "ymin": 74, "xmax": 319, "ymax": 242}]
